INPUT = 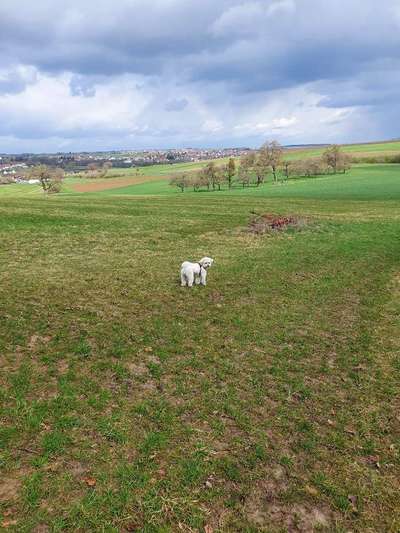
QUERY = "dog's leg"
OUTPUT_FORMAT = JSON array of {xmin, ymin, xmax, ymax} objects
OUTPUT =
[
  {"xmin": 187, "ymin": 272, "xmax": 194, "ymax": 287},
  {"xmin": 195, "ymin": 274, "xmax": 201, "ymax": 285},
  {"xmin": 180, "ymin": 272, "xmax": 187, "ymax": 287},
  {"xmin": 200, "ymin": 270, "xmax": 207, "ymax": 286}
]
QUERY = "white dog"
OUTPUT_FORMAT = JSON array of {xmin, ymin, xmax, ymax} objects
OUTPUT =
[{"xmin": 180, "ymin": 257, "xmax": 214, "ymax": 287}]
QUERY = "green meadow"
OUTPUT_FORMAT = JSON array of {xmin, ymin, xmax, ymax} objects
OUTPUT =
[
  {"xmin": 0, "ymin": 162, "xmax": 399, "ymax": 531},
  {"xmin": 284, "ymin": 140, "xmax": 400, "ymax": 160},
  {"xmin": 100, "ymin": 164, "xmax": 400, "ymax": 200}
]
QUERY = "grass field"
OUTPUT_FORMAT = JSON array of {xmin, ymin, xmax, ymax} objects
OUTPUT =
[
  {"xmin": 3, "ymin": 163, "xmax": 397, "ymax": 200},
  {"xmin": 0, "ymin": 164, "xmax": 400, "ymax": 531},
  {"xmin": 97, "ymin": 164, "xmax": 400, "ymax": 201},
  {"xmin": 129, "ymin": 159, "xmax": 233, "ymax": 177},
  {"xmin": 285, "ymin": 140, "xmax": 400, "ymax": 160},
  {"xmin": 0, "ymin": 160, "xmax": 232, "ymax": 197}
]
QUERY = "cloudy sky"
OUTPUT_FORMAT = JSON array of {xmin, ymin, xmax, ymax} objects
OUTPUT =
[{"xmin": 1, "ymin": 0, "xmax": 399, "ymax": 152}]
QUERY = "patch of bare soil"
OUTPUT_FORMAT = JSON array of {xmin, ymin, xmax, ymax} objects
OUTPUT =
[
  {"xmin": 0, "ymin": 476, "xmax": 21, "ymax": 503},
  {"xmin": 32, "ymin": 525, "xmax": 50, "ymax": 533},
  {"xmin": 244, "ymin": 468, "xmax": 334, "ymax": 531},
  {"xmin": 71, "ymin": 175, "xmax": 161, "ymax": 193},
  {"xmin": 57, "ymin": 359, "xmax": 69, "ymax": 375},
  {"xmin": 126, "ymin": 362, "xmax": 148, "ymax": 376},
  {"xmin": 28, "ymin": 334, "xmax": 51, "ymax": 352},
  {"xmin": 248, "ymin": 213, "xmax": 307, "ymax": 234}
]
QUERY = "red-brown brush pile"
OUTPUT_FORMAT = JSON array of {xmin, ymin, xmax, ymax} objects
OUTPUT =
[{"xmin": 248, "ymin": 213, "xmax": 304, "ymax": 234}]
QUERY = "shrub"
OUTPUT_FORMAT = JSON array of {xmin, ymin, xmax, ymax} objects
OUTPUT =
[{"xmin": 29, "ymin": 165, "xmax": 64, "ymax": 194}]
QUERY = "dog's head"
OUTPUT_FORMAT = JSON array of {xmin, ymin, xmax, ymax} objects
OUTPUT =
[{"xmin": 199, "ymin": 257, "xmax": 214, "ymax": 269}]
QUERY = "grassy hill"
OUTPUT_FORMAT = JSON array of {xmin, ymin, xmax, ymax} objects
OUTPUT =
[
  {"xmin": 97, "ymin": 164, "xmax": 400, "ymax": 201},
  {"xmin": 2, "ymin": 162, "xmax": 399, "ymax": 200},
  {"xmin": 0, "ymin": 162, "xmax": 399, "ymax": 531},
  {"xmin": 284, "ymin": 140, "xmax": 400, "ymax": 160}
]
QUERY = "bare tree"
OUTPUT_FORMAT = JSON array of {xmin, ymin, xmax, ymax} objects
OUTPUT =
[
  {"xmin": 189, "ymin": 171, "xmax": 202, "ymax": 191},
  {"xmin": 238, "ymin": 152, "xmax": 256, "ymax": 187},
  {"xmin": 282, "ymin": 160, "xmax": 292, "ymax": 179},
  {"xmin": 322, "ymin": 145, "xmax": 341, "ymax": 173},
  {"xmin": 337, "ymin": 153, "xmax": 352, "ymax": 173},
  {"xmin": 303, "ymin": 158, "xmax": 324, "ymax": 177},
  {"xmin": 289, "ymin": 157, "xmax": 328, "ymax": 178},
  {"xmin": 204, "ymin": 162, "xmax": 219, "ymax": 191},
  {"xmin": 254, "ymin": 148, "xmax": 270, "ymax": 186},
  {"xmin": 262, "ymin": 140, "xmax": 283, "ymax": 182},
  {"xmin": 87, "ymin": 162, "xmax": 99, "ymax": 178},
  {"xmin": 169, "ymin": 172, "xmax": 189, "ymax": 192},
  {"xmin": 288, "ymin": 160, "xmax": 305, "ymax": 177},
  {"xmin": 30, "ymin": 165, "xmax": 64, "ymax": 194},
  {"xmin": 100, "ymin": 161, "xmax": 113, "ymax": 178},
  {"xmin": 225, "ymin": 157, "xmax": 236, "ymax": 188},
  {"xmin": 322, "ymin": 145, "xmax": 352, "ymax": 174},
  {"xmin": 198, "ymin": 167, "xmax": 211, "ymax": 191},
  {"xmin": 214, "ymin": 165, "xmax": 225, "ymax": 190}
]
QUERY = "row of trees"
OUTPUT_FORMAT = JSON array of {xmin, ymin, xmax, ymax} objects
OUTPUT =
[
  {"xmin": 170, "ymin": 141, "xmax": 286, "ymax": 192},
  {"xmin": 170, "ymin": 142, "xmax": 352, "ymax": 192},
  {"xmin": 286, "ymin": 146, "xmax": 352, "ymax": 178},
  {"xmin": 86, "ymin": 162, "xmax": 113, "ymax": 178},
  {"xmin": 170, "ymin": 159, "xmax": 234, "ymax": 192}
]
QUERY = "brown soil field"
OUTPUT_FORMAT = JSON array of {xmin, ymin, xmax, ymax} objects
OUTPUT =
[{"xmin": 71, "ymin": 175, "xmax": 163, "ymax": 193}]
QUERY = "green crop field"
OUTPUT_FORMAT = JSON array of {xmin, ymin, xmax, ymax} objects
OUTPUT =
[
  {"xmin": 128, "ymin": 159, "xmax": 233, "ymax": 177},
  {"xmin": 1, "ymin": 163, "xmax": 399, "ymax": 531},
  {"xmin": 285, "ymin": 140, "xmax": 400, "ymax": 160},
  {"xmin": 97, "ymin": 164, "xmax": 400, "ymax": 201}
]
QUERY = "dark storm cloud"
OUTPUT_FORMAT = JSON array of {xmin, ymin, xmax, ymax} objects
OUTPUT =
[
  {"xmin": 1, "ymin": 0, "xmax": 400, "ymax": 150},
  {"xmin": 0, "ymin": 0, "xmax": 232, "ymax": 75},
  {"xmin": 0, "ymin": 66, "xmax": 37, "ymax": 95},
  {"xmin": 315, "ymin": 62, "xmax": 400, "ymax": 109},
  {"xmin": 1, "ymin": 0, "xmax": 397, "ymax": 90}
]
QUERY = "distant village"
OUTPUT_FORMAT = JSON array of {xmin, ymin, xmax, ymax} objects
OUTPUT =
[{"xmin": 0, "ymin": 148, "xmax": 250, "ymax": 183}]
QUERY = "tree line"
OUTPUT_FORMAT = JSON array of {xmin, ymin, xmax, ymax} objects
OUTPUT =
[{"xmin": 170, "ymin": 142, "xmax": 352, "ymax": 192}]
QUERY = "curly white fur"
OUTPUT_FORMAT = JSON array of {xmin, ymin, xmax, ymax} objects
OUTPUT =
[{"xmin": 180, "ymin": 257, "xmax": 214, "ymax": 287}]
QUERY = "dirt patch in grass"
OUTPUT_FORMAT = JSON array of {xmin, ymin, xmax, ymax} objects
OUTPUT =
[
  {"xmin": 126, "ymin": 361, "xmax": 148, "ymax": 376},
  {"xmin": 71, "ymin": 175, "xmax": 162, "ymax": 193},
  {"xmin": 245, "ymin": 469, "xmax": 333, "ymax": 531},
  {"xmin": 28, "ymin": 334, "xmax": 52, "ymax": 352},
  {"xmin": 248, "ymin": 213, "xmax": 308, "ymax": 234},
  {"xmin": 0, "ymin": 476, "xmax": 22, "ymax": 503},
  {"xmin": 56, "ymin": 360, "xmax": 69, "ymax": 375},
  {"xmin": 32, "ymin": 524, "xmax": 50, "ymax": 533}
]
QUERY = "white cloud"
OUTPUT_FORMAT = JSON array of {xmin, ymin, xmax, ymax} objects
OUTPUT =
[
  {"xmin": 0, "ymin": 0, "xmax": 399, "ymax": 150},
  {"xmin": 267, "ymin": 0, "xmax": 295, "ymax": 16}
]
